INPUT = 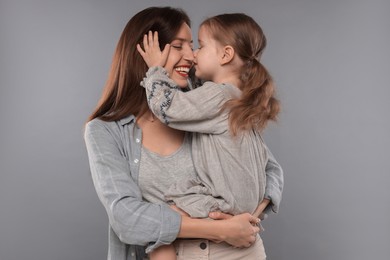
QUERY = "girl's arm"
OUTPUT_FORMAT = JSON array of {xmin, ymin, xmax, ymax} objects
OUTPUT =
[
  {"xmin": 141, "ymin": 67, "xmax": 232, "ymax": 134},
  {"xmin": 137, "ymin": 31, "xmax": 233, "ymax": 134},
  {"xmin": 252, "ymin": 199, "xmax": 271, "ymax": 219}
]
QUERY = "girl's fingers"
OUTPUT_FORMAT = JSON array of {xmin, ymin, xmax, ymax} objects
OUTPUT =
[
  {"xmin": 136, "ymin": 44, "xmax": 145, "ymax": 56},
  {"xmin": 143, "ymin": 34, "xmax": 148, "ymax": 51},
  {"xmin": 142, "ymin": 31, "xmax": 162, "ymax": 50},
  {"xmin": 161, "ymin": 44, "xmax": 171, "ymax": 60},
  {"xmin": 148, "ymin": 31, "xmax": 153, "ymax": 47},
  {"xmin": 154, "ymin": 31, "xmax": 159, "ymax": 46},
  {"xmin": 249, "ymin": 215, "xmax": 261, "ymax": 225}
]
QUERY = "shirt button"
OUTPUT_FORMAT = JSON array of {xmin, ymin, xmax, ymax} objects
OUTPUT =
[
  {"xmin": 135, "ymin": 138, "xmax": 140, "ymax": 143},
  {"xmin": 134, "ymin": 159, "xmax": 139, "ymax": 164},
  {"xmin": 199, "ymin": 242, "xmax": 207, "ymax": 250}
]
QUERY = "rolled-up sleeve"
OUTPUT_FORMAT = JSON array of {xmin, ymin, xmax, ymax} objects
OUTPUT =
[
  {"xmin": 263, "ymin": 145, "xmax": 284, "ymax": 214},
  {"xmin": 84, "ymin": 120, "xmax": 181, "ymax": 251}
]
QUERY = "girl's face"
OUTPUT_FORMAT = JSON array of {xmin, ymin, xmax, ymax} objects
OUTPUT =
[
  {"xmin": 164, "ymin": 23, "xmax": 194, "ymax": 88},
  {"xmin": 193, "ymin": 25, "xmax": 221, "ymax": 82}
]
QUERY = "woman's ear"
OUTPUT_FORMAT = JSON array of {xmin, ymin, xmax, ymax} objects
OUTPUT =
[{"xmin": 220, "ymin": 45, "xmax": 235, "ymax": 65}]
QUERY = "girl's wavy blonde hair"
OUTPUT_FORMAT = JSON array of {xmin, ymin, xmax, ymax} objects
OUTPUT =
[{"xmin": 201, "ymin": 13, "xmax": 280, "ymax": 135}]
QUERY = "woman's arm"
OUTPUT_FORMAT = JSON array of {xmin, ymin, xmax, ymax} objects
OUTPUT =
[
  {"xmin": 84, "ymin": 119, "xmax": 260, "ymax": 252},
  {"xmin": 84, "ymin": 120, "xmax": 181, "ymax": 249}
]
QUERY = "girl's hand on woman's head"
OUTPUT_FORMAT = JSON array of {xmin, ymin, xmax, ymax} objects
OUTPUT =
[{"xmin": 137, "ymin": 31, "xmax": 171, "ymax": 68}]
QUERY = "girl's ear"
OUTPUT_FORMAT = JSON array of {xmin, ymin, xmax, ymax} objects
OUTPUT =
[{"xmin": 220, "ymin": 45, "xmax": 235, "ymax": 65}]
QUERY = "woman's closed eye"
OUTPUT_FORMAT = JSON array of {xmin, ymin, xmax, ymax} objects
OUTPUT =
[{"xmin": 171, "ymin": 45, "xmax": 183, "ymax": 50}]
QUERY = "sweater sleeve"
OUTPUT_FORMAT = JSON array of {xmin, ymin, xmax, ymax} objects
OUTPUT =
[
  {"xmin": 84, "ymin": 120, "xmax": 180, "ymax": 252},
  {"xmin": 141, "ymin": 66, "xmax": 231, "ymax": 134},
  {"xmin": 263, "ymin": 145, "xmax": 284, "ymax": 215}
]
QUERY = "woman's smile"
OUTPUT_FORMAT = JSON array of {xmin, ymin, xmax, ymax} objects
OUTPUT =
[{"xmin": 174, "ymin": 65, "xmax": 191, "ymax": 77}]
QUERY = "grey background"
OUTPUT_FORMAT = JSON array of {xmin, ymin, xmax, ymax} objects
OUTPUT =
[{"xmin": 1, "ymin": 0, "xmax": 389, "ymax": 259}]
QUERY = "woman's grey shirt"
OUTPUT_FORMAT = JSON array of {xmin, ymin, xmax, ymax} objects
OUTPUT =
[
  {"xmin": 85, "ymin": 117, "xmax": 179, "ymax": 259},
  {"xmin": 84, "ymin": 100, "xmax": 283, "ymax": 260}
]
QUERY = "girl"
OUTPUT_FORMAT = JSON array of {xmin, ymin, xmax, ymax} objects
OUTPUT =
[{"xmin": 137, "ymin": 13, "xmax": 280, "ymax": 259}]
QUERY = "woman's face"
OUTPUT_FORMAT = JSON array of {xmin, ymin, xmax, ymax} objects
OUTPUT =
[{"xmin": 164, "ymin": 23, "xmax": 194, "ymax": 88}]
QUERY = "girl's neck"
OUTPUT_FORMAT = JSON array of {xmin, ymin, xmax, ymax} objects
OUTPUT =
[
  {"xmin": 213, "ymin": 74, "xmax": 242, "ymax": 89},
  {"xmin": 212, "ymin": 59, "xmax": 243, "ymax": 89}
]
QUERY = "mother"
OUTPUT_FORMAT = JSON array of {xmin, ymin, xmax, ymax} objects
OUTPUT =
[{"xmin": 84, "ymin": 6, "xmax": 283, "ymax": 260}]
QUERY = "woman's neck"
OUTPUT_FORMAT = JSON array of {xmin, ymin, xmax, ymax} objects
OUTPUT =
[{"xmin": 137, "ymin": 111, "xmax": 185, "ymax": 156}]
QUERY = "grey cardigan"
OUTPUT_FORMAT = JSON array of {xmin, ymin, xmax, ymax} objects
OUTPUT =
[{"xmin": 84, "ymin": 110, "xmax": 283, "ymax": 260}]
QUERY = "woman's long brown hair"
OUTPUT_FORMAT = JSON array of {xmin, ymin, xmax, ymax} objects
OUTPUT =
[
  {"xmin": 88, "ymin": 7, "xmax": 190, "ymax": 122},
  {"xmin": 201, "ymin": 13, "xmax": 280, "ymax": 135}
]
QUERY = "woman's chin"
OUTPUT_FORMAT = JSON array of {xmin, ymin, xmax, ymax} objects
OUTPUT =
[{"xmin": 172, "ymin": 77, "xmax": 189, "ymax": 89}]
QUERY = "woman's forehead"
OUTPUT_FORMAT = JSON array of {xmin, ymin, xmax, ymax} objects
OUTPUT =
[{"xmin": 172, "ymin": 23, "xmax": 192, "ymax": 42}]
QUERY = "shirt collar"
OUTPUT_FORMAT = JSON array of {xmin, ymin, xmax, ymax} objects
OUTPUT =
[{"xmin": 119, "ymin": 114, "xmax": 136, "ymax": 126}]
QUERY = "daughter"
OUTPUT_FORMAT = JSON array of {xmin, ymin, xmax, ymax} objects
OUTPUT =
[{"xmin": 138, "ymin": 13, "xmax": 280, "ymax": 260}]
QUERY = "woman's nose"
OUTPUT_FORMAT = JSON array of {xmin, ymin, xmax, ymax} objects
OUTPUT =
[{"xmin": 183, "ymin": 45, "xmax": 194, "ymax": 62}]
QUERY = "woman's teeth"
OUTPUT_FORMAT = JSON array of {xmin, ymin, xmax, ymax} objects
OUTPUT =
[{"xmin": 175, "ymin": 67, "xmax": 190, "ymax": 75}]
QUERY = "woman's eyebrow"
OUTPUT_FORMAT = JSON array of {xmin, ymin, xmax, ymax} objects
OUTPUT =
[{"xmin": 172, "ymin": 37, "xmax": 193, "ymax": 44}]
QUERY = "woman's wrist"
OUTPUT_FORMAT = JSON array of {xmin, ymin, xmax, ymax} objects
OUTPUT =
[{"xmin": 178, "ymin": 216, "xmax": 223, "ymax": 240}]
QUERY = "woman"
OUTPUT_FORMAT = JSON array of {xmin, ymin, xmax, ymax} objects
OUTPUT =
[{"xmin": 84, "ymin": 7, "xmax": 283, "ymax": 260}]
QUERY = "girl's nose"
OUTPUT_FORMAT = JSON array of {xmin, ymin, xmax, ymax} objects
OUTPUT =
[{"xmin": 193, "ymin": 49, "xmax": 199, "ymax": 57}]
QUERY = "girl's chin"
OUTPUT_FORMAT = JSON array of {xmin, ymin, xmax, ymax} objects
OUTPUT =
[{"xmin": 194, "ymin": 72, "xmax": 203, "ymax": 79}]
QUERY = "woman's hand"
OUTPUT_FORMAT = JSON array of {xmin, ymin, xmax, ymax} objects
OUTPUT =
[
  {"xmin": 137, "ymin": 31, "xmax": 171, "ymax": 68},
  {"xmin": 207, "ymin": 212, "xmax": 233, "ymax": 244},
  {"xmin": 178, "ymin": 212, "xmax": 259, "ymax": 248},
  {"xmin": 210, "ymin": 212, "xmax": 260, "ymax": 248}
]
